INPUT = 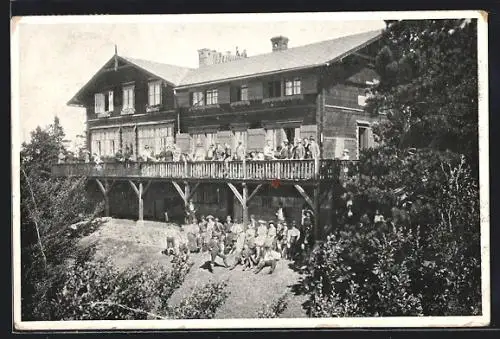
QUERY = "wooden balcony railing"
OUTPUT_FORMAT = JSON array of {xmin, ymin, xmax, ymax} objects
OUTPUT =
[{"xmin": 51, "ymin": 159, "xmax": 357, "ymax": 181}]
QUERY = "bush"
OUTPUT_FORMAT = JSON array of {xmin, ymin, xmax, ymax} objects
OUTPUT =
[
  {"xmin": 307, "ymin": 149, "xmax": 481, "ymax": 317},
  {"xmin": 305, "ymin": 223, "xmax": 422, "ymax": 317},
  {"xmin": 256, "ymin": 293, "xmax": 289, "ymax": 318},
  {"xmin": 52, "ymin": 252, "xmax": 195, "ymax": 320},
  {"xmin": 169, "ymin": 281, "xmax": 229, "ymax": 319}
]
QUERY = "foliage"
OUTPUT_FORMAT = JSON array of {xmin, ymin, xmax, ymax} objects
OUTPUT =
[
  {"xmin": 169, "ymin": 281, "xmax": 229, "ymax": 319},
  {"xmin": 308, "ymin": 147, "xmax": 480, "ymax": 316},
  {"xmin": 52, "ymin": 251, "xmax": 195, "ymax": 320},
  {"xmin": 256, "ymin": 293, "xmax": 289, "ymax": 318},
  {"xmin": 366, "ymin": 19, "xmax": 478, "ymax": 173}
]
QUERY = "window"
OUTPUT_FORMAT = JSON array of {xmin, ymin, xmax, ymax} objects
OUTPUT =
[
  {"xmin": 90, "ymin": 128, "xmax": 120, "ymax": 157},
  {"xmin": 94, "ymin": 91, "xmax": 113, "ymax": 114},
  {"xmin": 358, "ymin": 124, "xmax": 371, "ymax": 153},
  {"xmin": 122, "ymin": 85, "xmax": 135, "ymax": 112},
  {"xmin": 357, "ymin": 95, "xmax": 367, "ymax": 107},
  {"xmin": 206, "ymin": 89, "xmax": 218, "ymax": 105},
  {"xmin": 192, "ymin": 186, "xmax": 219, "ymax": 204},
  {"xmin": 240, "ymin": 85, "xmax": 248, "ymax": 101},
  {"xmin": 230, "ymin": 85, "xmax": 249, "ymax": 103},
  {"xmin": 267, "ymin": 80, "xmax": 281, "ymax": 98},
  {"xmin": 192, "ymin": 91, "xmax": 205, "ymax": 106},
  {"xmin": 137, "ymin": 124, "xmax": 174, "ymax": 155},
  {"xmin": 285, "ymin": 78, "xmax": 301, "ymax": 96},
  {"xmin": 148, "ymin": 81, "xmax": 162, "ymax": 106}
]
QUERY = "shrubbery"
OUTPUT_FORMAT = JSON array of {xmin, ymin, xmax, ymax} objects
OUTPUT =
[
  {"xmin": 256, "ymin": 293, "xmax": 289, "ymax": 318},
  {"xmin": 304, "ymin": 149, "xmax": 481, "ymax": 317}
]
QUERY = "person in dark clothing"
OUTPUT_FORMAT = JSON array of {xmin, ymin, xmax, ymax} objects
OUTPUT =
[{"xmin": 207, "ymin": 233, "xmax": 229, "ymax": 272}]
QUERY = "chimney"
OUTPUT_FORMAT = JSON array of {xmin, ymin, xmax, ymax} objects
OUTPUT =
[
  {"xmin": 197, "ymin": 47, "xmax": 248, "ymax": 68},
  {"xmin": 271, "ymin": 36, "xmax": 289, "ymax": 52}
]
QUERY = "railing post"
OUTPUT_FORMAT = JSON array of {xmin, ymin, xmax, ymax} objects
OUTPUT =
[
  {"xmin": 242, "ymin": 157, "xmax": 247, "ymax": 180},
  {"xmin": 314, "ymin": 157, "xmax": 320, "ymax": 180},
  {"xmin": 184, "ymin": 160, "xmax": 188, "ymax": 179}
]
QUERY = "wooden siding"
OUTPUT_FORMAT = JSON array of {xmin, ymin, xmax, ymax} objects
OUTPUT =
[{"xmin": 82, "ymin": 66, "xmax": 177, "ymax": 120}]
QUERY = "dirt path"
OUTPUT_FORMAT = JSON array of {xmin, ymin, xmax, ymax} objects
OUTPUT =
[{"xmin": 80, "ymin": 218, "xmax": 309, "ymax": 318}]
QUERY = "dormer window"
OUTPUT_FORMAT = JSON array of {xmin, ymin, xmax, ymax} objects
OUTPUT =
[
  {"xmin": 122, "ymin": 84, "xmax": 135, "ymax": 114},
  {"xmin": 285, "ymin": 77, "xmax": 301, "ymax": 96},
  {"xmin": 94, "ymin": 91, "xmax": 113, "ymax": 114},
  {"xmin": 148, "ymin": 80, "xmax": 162, "ymax": 106}
]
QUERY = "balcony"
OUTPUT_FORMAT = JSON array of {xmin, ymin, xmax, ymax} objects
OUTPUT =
[{"xmin": 51, "ymin": 159, "xmax": 355, "ymax": 183}]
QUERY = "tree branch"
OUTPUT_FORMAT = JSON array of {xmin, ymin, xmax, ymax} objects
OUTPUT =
[
  {"xmin": 21, "ymin": 166, "xmax": 47, "ymax": 270},
  {"xmin": 87, "ymin": 301, "xmax": 167, "ymax": 319}
]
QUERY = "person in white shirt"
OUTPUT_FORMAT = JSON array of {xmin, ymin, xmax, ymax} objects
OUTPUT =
[
  {"xmin": 263, "ymin": 140, "xmax": 275, "ymax": 160},
  {"xmin": 253, "ymin": 244, "xmax": 280, "ymax": 274},
  {"xmin": 286, "ymin": 221, "xmax": 301, "ymax": 260},
  {"xmin": 308, "ymin": 136, "xmax": 320, "ymax": 159},
  {"xmin": 341, "ymin": 149, "xmax": 350, "ymax": 161}
]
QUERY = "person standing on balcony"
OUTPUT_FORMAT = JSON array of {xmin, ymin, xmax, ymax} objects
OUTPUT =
[
  {"xmin": 194, "ymin": 142, "xmax": 205, "ymax": 161},
  {"xmin": 206, "ymin": 144, "xmax": 215, "ymax": 161},
  {"xmin": 303, "ymin": 138, "xmax": 311, "ymax": 159},
  {"xmin": 308, "ymin": 136, "xmax": 320, "ymax": 160},
  {"xmin": 164, "ymin": 145, "xmax": 174, "ymax": 162},
  {"xmin": 293, "ymin": 139, "xmax": 305, "ymax": 160},
  {"xmin": 263, "ymin": 140, "xmax": 275, "ymax": 160},
  {"xmin": 235, "ymin": 141, "xmax": 245, "ymax": 161},
  {"xmin": 279, "ymin": 141, "xmax": 289, "ymax": 159},
  {"xmin": 342, "ymin": 149, "xmax": 350, "ymax": 160},
  {"xmin": 172, "ymin": 143, "xmax": 181, "ymax": 162},
  {"xmin": 115, "ymin": 148, "xmax": 124, "ymax": 163}
]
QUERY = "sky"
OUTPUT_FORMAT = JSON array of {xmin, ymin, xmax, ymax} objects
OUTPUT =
[{"xmin": 14, "ymin": 14, "xmax": 386, "ymax": 150}]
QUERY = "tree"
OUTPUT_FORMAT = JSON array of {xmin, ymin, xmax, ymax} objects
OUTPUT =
[{"xmin": 366, "ymin": 19, "xmax": 478, "ymax": 174}]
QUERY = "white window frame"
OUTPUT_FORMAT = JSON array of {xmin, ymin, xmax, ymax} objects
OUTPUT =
[
  {"xmin": 240, "ymin": 85, "xmax": 248, "ymax": 101},
  {"xmin": 285, "ymin": 78, "xmax": 301, "ymax": 96},
  {"xmin": 357, "ymin": 122, "xmax": 371, "ymax": 159},
  {"xmin": 206, "ymin": 89, "xmax": 218, "ymax": 105},
  {"xmin": 94, "ymin": 91, "xmax": 113, "ymax": 114},
  {"xmin": 192, "ymin": 91, "xmax": 205, "ymax": 106},
  {"xmin": 148, "ymin": 81, "xmax": 162, "ymax": 106},
  {"xmin": 122, "ymin": 84, "xmax": 135, "ymax": 113}
]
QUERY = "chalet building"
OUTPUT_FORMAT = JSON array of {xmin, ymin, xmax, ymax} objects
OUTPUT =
[{"xmin": 54, "ymin": 29, "xmax": 386, "ymax": 240}]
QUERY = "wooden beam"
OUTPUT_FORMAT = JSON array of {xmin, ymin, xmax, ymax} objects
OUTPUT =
[
  {"xmin": 242, "ymin": 183, "xmax": 248, "ymax": 227},
  {"xmin": 172, "ymin": 181, "xmax": 186, "ymax": 202},
  {"xmin": 247, "ymin": 184, "xmax": 263, "ymax": 204},
  {"xmin": 184, "ymin": 181, "xmax": 190, "ymax": 206},
  {"xmin": 95, "ymin": 179, "xmax": 106, "ymax": 195},
  {"xmin": 186, "ymin": 182, "xmax": 200, "ymax": 201},
  {"xmin": 138, "ymin": 182, "xmax": 144, "ymax": 221},
  {"xmin": 227, "ymin": 183, "xmax": 244, "ymax": 206},
  {"xmin": 294, "ymin": 184, "xmax": 314, "ymax": 211},
  {"xmin": 314, "ymin": 184, "xmax": 321, "ymax": 241},
  {"xmin": 128, "ymin": 180, "xmax": 139, "ymax": 197}
]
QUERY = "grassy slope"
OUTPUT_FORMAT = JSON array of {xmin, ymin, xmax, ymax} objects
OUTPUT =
[{"xmin": 80, "ymin": 218, "xmax": 308, "ymax": 319}]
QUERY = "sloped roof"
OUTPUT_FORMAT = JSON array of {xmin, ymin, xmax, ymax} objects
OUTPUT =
[
  {"xmin": 121, "ymin": 56, "xmax": 193, "ymax": 86},
  {"xmin": 68, "ymin": 29, "xmax": 381, "ymax": 106},
  {"xmin": 67, "ymin": 56, "xmax": 193, "ymax": 106},
  {"xmin": 177, "ymin": 29, "xmax": 382, "ymax": 88}
]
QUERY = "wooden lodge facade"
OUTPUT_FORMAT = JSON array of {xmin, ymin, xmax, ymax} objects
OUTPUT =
[{"xmin": 52, "ymin": 30, "xmax": 386, "ymax": 240}]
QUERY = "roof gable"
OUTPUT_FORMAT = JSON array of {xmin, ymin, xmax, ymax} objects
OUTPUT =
[{"xmin": 67, "ymin": 56, "xmax": 193, "ymax": 106}]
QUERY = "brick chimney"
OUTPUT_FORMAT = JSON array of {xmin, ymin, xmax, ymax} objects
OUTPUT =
[
  {"xmin": 271, "ymin": 36, "xmax": 289, "ymax": 52},
  {"xmin": 197, "ymin": 47, "xmax": 248, "ymax": 68}
]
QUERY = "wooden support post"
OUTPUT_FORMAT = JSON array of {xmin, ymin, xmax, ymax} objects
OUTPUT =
[
  {"xmin": 242, "ymin": 183, "xmax": 248, "ymax": 227},
  {"xmin": 186, "ymin": 183, "xmax": 200, "ymax": 201},
  {"xmin": 293, "ymin": 184, "xmax": 314, "ymax": 211},
  {"xmin": 227, "ymin": 183, "xmax": 243, "ymax": 205},
  {"xmin": 138, "ymin": 182, "xmax": 144, "ymax": 221},
  {"xmin": 184, "ymin": 181, "xmax": 190, "ymax": 207},
  {"xmin": 128, "ymin": 180, "xmax": 146, "ymax": 223},
  {"xmin": 172, "ymin": 181, "xmax": 186, "ymax": 202},
  {"xmin": 96, "ymin": 178, "xmax": 114, "ymax": 217},
  {"xmin": 313, "ymin": 183, "xmax": 321, "ymax": 241}
]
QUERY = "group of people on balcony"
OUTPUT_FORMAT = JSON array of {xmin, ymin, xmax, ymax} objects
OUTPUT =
[
  {"xmin": 163, "ymin": 201, "xmax": 315, "ymax": 274},
  {"xmin": 58, "ymin": 135, "xmax": 322, "ymax": 168}
]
